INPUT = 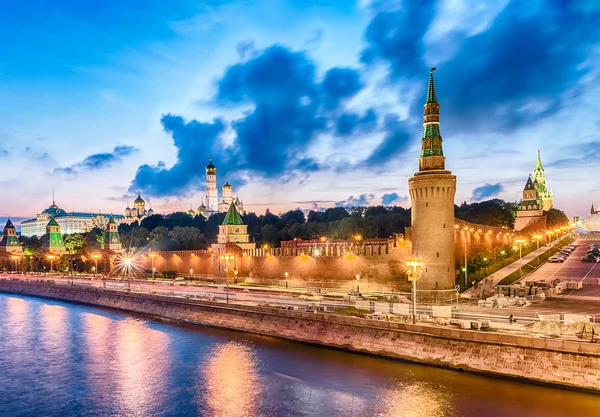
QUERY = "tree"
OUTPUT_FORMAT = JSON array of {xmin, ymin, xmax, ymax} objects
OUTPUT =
[
  {"xmin": 546, "ymin": 208, "xmax": 570, "ymax": 229},
  {"xmin": 168, "ymin": 227, "xmax": 206, "ymax": 250},
  {"xmin": 261, "ymin": 224, "xmax": 279, "ymax": 246},
  {"xmin": 64, "ymin": 233, "xmax": 84, "ymax": 276},
  {"xmin": 149, "ymin": 226, "xmax": 170, "ymax": 249}
]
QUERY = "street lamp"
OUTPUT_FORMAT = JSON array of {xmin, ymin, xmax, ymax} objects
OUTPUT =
[
  {"xmin": 284, "ymin": 271, "xmax": 289, "ymax": 289},
  {"xmin": 149, "ymin": 252, "xmax": 157, "ymax": 280},
  {"xmin": 11, "ymin": 255, "xmax": 19, "ymax": 274},
  {"xmin": 405, "ymin": 259, "xmax": 423, "ymax": 324},
  {"xmin": 483, "ymin": 257, "xmax": 488, "ymax": 276},
  {"xmin": 462, "ymin": 228, "xmax": 468, "ymax": 287},
  {"xmin": 47, "ymin": 255, "xmax": 55, "ymax": 273},
  {"xmin": 515, "ymin": 239, "xmax": 526, "ymax": 259},
  {"xmin": 92, "ymin": 254, "xmax": 100, "ymax": 277},
  {"xmin": 499, "ymin": 250, "xmax": 506, "ymax": 266},
  {"xmin": 355, "ymin": 274, "xmax": 360, "ymax": 293},
  {"xmin": 220, "ymin": 254, "xmax": 232, "ymax": 303},
  {"xmin": 124, "ymin": 257, "xmax": 132, "ymax": 291},
  {"xmin": 533, "ymin": 235, "xmax": 542, "ymax": 261}
]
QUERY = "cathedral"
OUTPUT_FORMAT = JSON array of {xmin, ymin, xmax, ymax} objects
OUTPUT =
[
  {"xmin": 122, "ymin": 193, "xmax": 154, "ymax": 225},
  {"xmin": 192, "ymin": 157, "xmax": 245, "ymax": 218}
]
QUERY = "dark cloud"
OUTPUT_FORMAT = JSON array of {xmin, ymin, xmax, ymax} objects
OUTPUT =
[
  {"xmin": 336, "ymin": 108, "xmax": 378, "ymax": 136},
  {"xmin": 361, "ymin": 0, "xmax": 435, "ymax": 78},
  {"xmin": 381, "ymin": 192, "xmax": 408, "ymax": 206},
  {"xmin": 360, "ymin": 0, "xmax": 598, "ymax": 158},
  {"xmin": 129, "ymin": 115, "xmax": 225, "ymax": 196},
  {"xmin": 56, "ymin": 145, "xmax": 137, "ymax": 174},
  {"xmin": 335, "ymin": 193, "xmax": 375, "ymax": 208},
  {"xmin": 471, "ymin": 183, "xmax": 503, "ymax": 201},
  {"xmin": 365, "ymin": 114, "xmax": 413, "ymax": 165},
  {"xmin": 321, "ymin": 67, "xmax": 363, "ymax": 110}
]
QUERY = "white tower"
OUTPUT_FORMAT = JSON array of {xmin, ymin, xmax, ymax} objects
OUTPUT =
[
  {"xmin": 206, "ymin": 157, "xmax": 218, "ymax": 214},
  {"xmin": 222, "ymin": 180, "xmax": 233, "ymax": 206}
]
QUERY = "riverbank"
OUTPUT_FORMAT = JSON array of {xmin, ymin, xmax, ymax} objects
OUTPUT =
[{"xmin": 1, "ymin": 278, "xmax": 599, "ymax": 393}]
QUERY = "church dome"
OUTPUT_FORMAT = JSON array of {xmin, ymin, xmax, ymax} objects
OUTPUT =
[
  {"xmin": 584, "ymin": 213, "xmax": 600, "ymax": 233},
  {"xmin": 188, "ymin": 209, "xmax": 196, "ymax": 217},
  {"xmin": 148, "ymin": 208, "xmax": 154, "ymax": 215},
  {"xmin": 43, "ymin": 205, "xmax": 67, "ymax": 217},
  {"xmin": 134, "ymin": 193, "xmax": 145, "ymax": 205},
  {"xmin": 223, "ymin": 181, "xmax": 232, "ymax": 189},
  {"xmin": 206, "ymin": 157, "xmax": 216, "ymax": 172}
]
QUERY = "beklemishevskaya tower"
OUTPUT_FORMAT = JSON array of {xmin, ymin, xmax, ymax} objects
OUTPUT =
[{"xmin": 408, "ymin": 68, "xmax": 457, "ymax": 290}]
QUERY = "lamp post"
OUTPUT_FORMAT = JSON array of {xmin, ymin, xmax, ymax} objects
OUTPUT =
[
  {"xmin": 220, "ymin": 254, "xmax": 231, "ymax": 303},
  {"xmin": 124, "ymin": 257, "xmax": 132, "ymax": 291},
  {"xmin": 189, "ymin": 268, "xmax": 193, "ymax": 279},
  {"xmin": 463, "ymin": 229, "xmax": 468, "ymax": 287},
  {"xmin": 234, "ymin": 269, "xmax": 238, "ymax": 284},
  {"xmin": 47, "ymin": 255, "xmax": 55, "ymax": 273},
  {"xmin": 533, "ymin": 235, "xmax": 542, "ymax": 262},
  {"xmin": 284, "ymin": 271, "xmax": 289, "ymax": 289},
  {"xmin": 355, "ymin": 274, "xmax": 360, "ymax": 293},
  {"xmin": 405, "ymin": 259, "xmax": 423, "ymax": 325},
  {"xmin": 12, "ymin": 255, "xmax": 19, "ymax": 274},
  {"xmin": 483, "ymin": 257, "xmax": 488, "ymax": 276},
  {"xmin": 515, "ymin": 239, "xmax": 526, "ymax": 259},
  {"xmin": 546, "ymin": 230, "xmax": 553, "ymax": 247},
  {"xmin": 149, "ymin": 253, "xmax": 157, "ymax": 280},
  {"xmin": 92, "ymin": 254, "xmax": 100, "ymax": 277}
]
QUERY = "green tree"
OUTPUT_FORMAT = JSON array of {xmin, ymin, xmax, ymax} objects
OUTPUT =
[{"xmin": 64, "ymin": 233, "xmax": 84, "ymax": 276}]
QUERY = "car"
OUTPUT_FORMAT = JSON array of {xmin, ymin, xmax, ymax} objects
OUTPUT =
[
  {"xmin": 549, "ymin": 255, "xmax": 566, "ymax": 263},
  {"xmin": 581, "ymin": 255, "xmax": 599, "ymax": 262}
]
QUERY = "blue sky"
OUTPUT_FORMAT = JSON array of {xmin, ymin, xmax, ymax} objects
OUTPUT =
[{"xmin": 1, "ymin": 0, "xmax": 599, "ymax": 225}]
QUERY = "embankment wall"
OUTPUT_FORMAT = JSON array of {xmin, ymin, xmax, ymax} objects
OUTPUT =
[{"xmin": 1, "ymin": 279, "xmax": 599, "ymax": 392}]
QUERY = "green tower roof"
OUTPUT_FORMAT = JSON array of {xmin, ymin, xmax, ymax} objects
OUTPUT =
[
  {"xmin": 47, "ymin": 218, "xmax": 60, "ymax": 227},
  {"xmin": 426, "ymin": 67, "xmax": 438, "ymax": 103},
  {"xmin": 222, "ymin": 202, "xmax": 243, "ymax": 225},
  {"xmin": 536, "ymin": 149, "xmax": 543, "ymax": 170},
  {"xmin": 108, "ymin": 214, "xmax": 116, "ymax": 224}
]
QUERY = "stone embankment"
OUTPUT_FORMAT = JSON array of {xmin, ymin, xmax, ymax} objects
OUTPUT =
[{"xmin": 1, "ymin": 279, "xmax": 600, "ymax": 392}]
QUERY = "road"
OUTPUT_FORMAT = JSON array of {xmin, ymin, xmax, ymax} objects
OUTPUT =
[{"xmin": 518, "ymin": 239, "xmax": 600, "ymax": 285}]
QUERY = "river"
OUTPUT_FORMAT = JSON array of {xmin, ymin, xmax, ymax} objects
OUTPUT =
[{"xmin": 0, "ymin": 293, "xmax": 598, "ymax": 417}]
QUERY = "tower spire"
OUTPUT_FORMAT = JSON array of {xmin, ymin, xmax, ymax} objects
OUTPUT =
[
  {"xmin": 426, "ymin": 67, "xmax": 437, "ymax": 103},
  {"xmin": 592, "ymin": 202, "xmax": 596, "ymax": 215},
  {"xmin": 536, "ymin": 149, "xmax": 543, "ymax": 170},
  {"xmin": 419, "ymin": 68, "xmax": 445, "ymax": 171}
]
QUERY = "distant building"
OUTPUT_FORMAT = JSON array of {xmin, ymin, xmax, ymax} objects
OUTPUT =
[
  {"xmin": 203, "ymin": 157, "xmax": 245, "ymax": 218},
  {"xmin": 105, "ymin": 215, "xmax": 122, "ymax": 252},
  {"xmin": 44, "ymin": 218, "xmax": 67, "ymax": 253},
  {"xmin": 212, "ymin": 202, "xmax": 255, "ymax": 253},
  {"xmin": 0, "ymin": 218, "xmax": 23, "ymax": 257},
  {"xmin": 514, "ymin": 175, "xmax": 547, "ymax": 231},
  {"xmin": 122, "ymin": 193, "xmax": 154, "ymax": 225},
  {"xmin": 21, "ymin": 198, "xmax": 124, "ymax": 237},
  {"xmin": 532, "ymin": 150, "xmax": 553, "ymax": 211},
  {"xmin": 584, "ymin": 203, "xmax": 600, "ymax": 232}
]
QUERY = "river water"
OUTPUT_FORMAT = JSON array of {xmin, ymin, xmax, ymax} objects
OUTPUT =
[{"xmin": 0, "ymin": 294, "xmax": 598, "ymax": 417}]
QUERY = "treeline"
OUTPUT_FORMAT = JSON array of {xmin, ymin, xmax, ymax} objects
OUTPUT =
[{"xmin": 14, "ymin": 200, "xmax": 571, "ymax": 254}]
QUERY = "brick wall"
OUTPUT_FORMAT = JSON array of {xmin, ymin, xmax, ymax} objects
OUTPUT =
[{"xmin": 3, "ymin": 279, "xmax": 598, "ymax": 392}]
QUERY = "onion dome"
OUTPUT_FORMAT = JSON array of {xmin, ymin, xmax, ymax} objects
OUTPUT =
[
  {"xmin": 223, "ymin": 180, "xmax": 232, "ymax": 189},
  {"xmin": 206, "ymin": 157, "xmax": 216, "ymax": 173},
  {"xmin": 148, "ymin": 208, "xmax": 154, "ymax": 215},
  {"xmin": 134, "ymin": 193, "xmax": 145, "ymax": 205}
]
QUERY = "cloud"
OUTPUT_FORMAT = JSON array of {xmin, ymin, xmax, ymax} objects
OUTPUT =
[
  {"xmin": 546, "ymin": 141, "xmax": 600, "ymax": 169},
  {"xmin": 130, "ymin": 45, "xmax": 375, "ymax": 198},
  {"xmin": 129, "ymin": 115, "xmax": 225, "ymax": 196},
  {"xmin": 365, "ymin": 113, "xmax": 412, "ymax": 164},
  {"xmin": 335, "ymin": 193, "xmax": 375, "ymax": 208},
  {"xmin": 336, "ymin": 108, "xmax": 378, "ymax": 136},
  {"xmin": 55, "ymin": 145, "xmax": 137, "ymax": 174},
  {"xmin": 471, "ymin": 183, "xmax": 503, "ymax": 201},
  {"xmin": 360, "ymin": 0, "xmax": 599, "ymax": 157},
  {"xmin": 236, "ymin": 40, "xmax": 254, "ymax": 60},
  {"xmin": 0, "ymin": 149, "xmax": 8, "ymax": 157},
  {"xmin": 381, "ymin": 192, "xmax": 408, "ymax": 205}
]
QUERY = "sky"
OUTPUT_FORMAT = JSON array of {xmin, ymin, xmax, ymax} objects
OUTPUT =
[{"xmin": 1, "ymin": 0, "xmax": 599, "ymax": 227}]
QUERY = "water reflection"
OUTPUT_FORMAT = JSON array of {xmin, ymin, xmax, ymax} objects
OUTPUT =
[
  {"xmin": 202, "ymin": 342, "xmax": 263, "ymax": 417},
  {"xmin": 115, "ymin": 318, "xmax": 171, "ymax": 416},
  {"xmin": 1, "ymin": 294, "xmax": 600, "ymax": 417}
]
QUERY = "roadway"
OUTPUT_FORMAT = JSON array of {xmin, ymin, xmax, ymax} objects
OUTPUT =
[{"xmin": 517, "ymin": 239, "xmax": 600, "ymax": 285}]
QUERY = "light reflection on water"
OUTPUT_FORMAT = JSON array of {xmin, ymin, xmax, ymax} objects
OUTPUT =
[{"xmin": 0, "ymin": 293, "xmax": 599, "ymax": 417}]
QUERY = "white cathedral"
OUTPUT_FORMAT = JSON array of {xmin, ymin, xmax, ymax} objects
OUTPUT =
[{"xmin": 187, "ymin": 157, "xmax": 245, "ymax": 218}]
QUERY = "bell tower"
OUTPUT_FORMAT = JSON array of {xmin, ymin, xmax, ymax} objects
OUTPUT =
[{"xmin": 408, "ymin": 68, "xmax": 457, "ymax": 290}]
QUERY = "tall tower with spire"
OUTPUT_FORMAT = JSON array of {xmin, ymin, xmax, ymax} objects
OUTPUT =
[
  {"xmin": 532, "ymin": 150, "xmax": 553, "ymax": 211},
  {"xmin": 206, "ymin": 157, "xmax": 218, "ymax": 214},
  {"xmin": 408, "ymin": 68, "xmax": 457, "ymax": 290}
]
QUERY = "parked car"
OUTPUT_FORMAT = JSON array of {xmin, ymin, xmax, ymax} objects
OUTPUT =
[
  {"xmin": 581, "ymin": 255, "xmax": 599, "ymax": 262},
  {"xmin": 549, "ymin": 255, "xmax": 566, "ymax": 263}
]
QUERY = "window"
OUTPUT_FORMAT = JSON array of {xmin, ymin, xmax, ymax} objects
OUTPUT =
[{"xmin": 426, "ymin": 202, "xmax": 428, "ymax": 207}]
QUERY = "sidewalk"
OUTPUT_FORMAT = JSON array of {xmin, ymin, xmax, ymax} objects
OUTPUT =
[{"xmin": 462, "ymin": 238, "xmax": 565, "ymax": 299}]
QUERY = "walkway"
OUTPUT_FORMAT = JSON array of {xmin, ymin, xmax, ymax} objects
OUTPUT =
[{"xmin": 462, "ymin": 236, "xmax": 566, "ymax": 299}]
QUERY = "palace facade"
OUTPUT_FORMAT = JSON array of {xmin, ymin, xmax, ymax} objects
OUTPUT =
[{"xmin": 21, "ymin": 199, "xmax": 125, "ymax": 237}]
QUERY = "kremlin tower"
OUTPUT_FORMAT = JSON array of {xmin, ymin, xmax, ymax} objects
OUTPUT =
[{"xmin": 408, "ymin": 68, "xmax": 457, "ymax": 290}]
